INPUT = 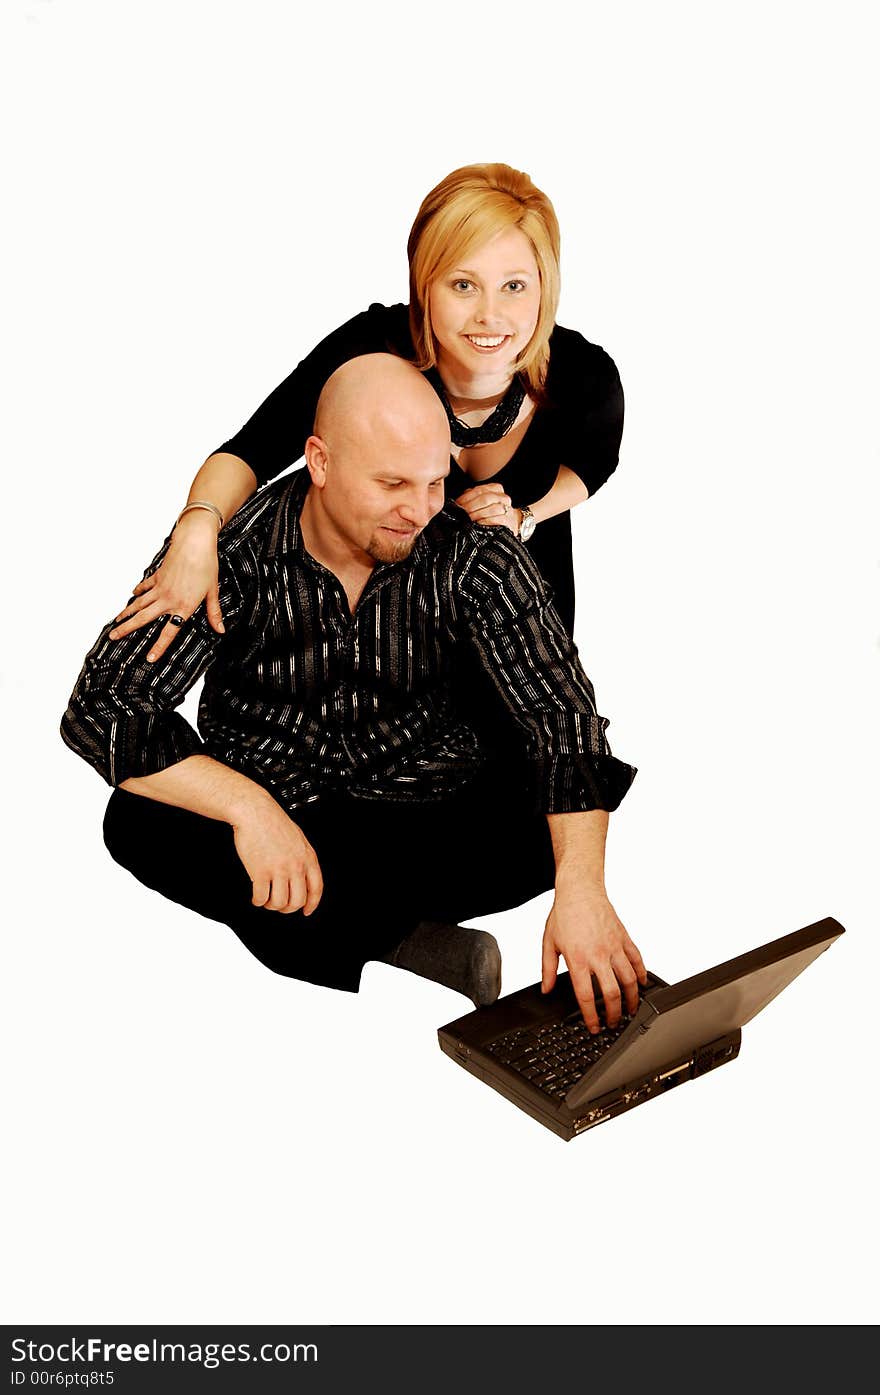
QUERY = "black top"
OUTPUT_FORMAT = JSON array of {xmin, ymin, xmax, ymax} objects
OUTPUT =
[
  {"xmin": 62, "ymin": 469, "xmax": 636, "ymax": 816},
  {"xmin": 213, "ymin": 303, "xmax": 624, "ymax": 635}
]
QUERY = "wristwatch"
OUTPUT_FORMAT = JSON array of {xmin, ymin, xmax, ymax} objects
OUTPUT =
[{"xmin": 517, "ymin": 505, "xmax": 537, "ymax": 542}]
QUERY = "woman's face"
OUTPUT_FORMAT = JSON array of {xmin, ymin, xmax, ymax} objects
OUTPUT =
[{"xmin": 428, "ymin": 226, "xmax": 541, "ymax": 385}]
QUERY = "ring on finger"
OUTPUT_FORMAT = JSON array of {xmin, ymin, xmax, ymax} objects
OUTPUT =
[{"xmin": 167, "ymin": 614, "xmax": 187, "ymax": 627}]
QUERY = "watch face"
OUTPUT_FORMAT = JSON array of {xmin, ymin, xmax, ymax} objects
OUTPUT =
[{"xmin": 520, "ymin": 512, "xmax": 536, "ymax": 541}]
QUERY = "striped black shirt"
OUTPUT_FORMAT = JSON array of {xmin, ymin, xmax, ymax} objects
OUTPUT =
[{"xmin": 61, "ymin": 470, "xmax": 636, "ymax": 815}]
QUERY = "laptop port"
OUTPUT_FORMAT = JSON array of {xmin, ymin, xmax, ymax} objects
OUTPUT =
[
  {"xmin": 622, "ymin": 1083, "xmax": 654, "ymax": 1105},
  {"xmin": 573, "ymin": 1111, "xmax": 611, "ymax": 1133},
  {"xmin": 658, "ymin": 1060, "xmax": 692, "ymax": 1084}
]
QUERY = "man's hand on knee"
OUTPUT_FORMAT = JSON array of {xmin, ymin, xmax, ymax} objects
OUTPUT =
[
  {"xmin": 115, "ymin": 756, "xmax": 324, "ymax": 918},
  {"xmin": 232, "ymin": 799, "xmax": 324, "ymax": 916}
]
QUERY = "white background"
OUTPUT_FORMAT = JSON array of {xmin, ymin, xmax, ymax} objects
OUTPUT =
[{"xmin": 3, "ymin": 0, "xmax": 878, "ymax": 1326}]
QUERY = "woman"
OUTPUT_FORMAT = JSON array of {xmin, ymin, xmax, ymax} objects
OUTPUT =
[{"xmin": 110, "ymin": 162, "xmax": 624, "ymax": 658}]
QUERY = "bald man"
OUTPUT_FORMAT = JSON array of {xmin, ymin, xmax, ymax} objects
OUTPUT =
[{"xmin": 62, "ymin": 356, "xmax": 645, "ymax": 1028}]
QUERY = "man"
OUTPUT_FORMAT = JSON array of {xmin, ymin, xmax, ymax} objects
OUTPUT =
[{"xmin": 62, "ymin": 355, "xmax": 646, "ymax": 1030}]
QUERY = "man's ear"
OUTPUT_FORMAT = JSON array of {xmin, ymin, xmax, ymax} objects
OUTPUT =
[{"xmin": 304, "ymin": 435, "xmax": 329, "ymax": 487}]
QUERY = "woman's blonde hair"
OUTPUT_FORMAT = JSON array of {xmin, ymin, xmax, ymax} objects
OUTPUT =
[{"xmin": 407, "ymin": 163, "xmax": 561, "ymax": 400}]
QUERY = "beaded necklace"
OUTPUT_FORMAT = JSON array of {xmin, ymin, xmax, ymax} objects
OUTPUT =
[{"xmin": 426, "ymin": 367, "xmax": 526, "ymax": 448}]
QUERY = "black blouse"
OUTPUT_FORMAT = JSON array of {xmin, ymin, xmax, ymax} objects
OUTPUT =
[{"xmin": 213, "ymin": 302, "xmax": 624, "ymax": 635}]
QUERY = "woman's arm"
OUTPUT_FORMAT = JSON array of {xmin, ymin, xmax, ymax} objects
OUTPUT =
[
  {"xmin": 109, "ymin": 451, "xmax": 258, "ymax": 664},
  {"xmin": 455, "ymin": 464, "xmax": 589, "ymax": 535},
  {"xmin": 108, "ymin": 304, "xmax": 405, "ymax": 662},
  {"xmin": 516, "ymin": 463, "xmax": 588, "ymax": 530},
  {"xmin": 186, "ymin": 450, "xmax": 260, "ymax": 522},
  {"xmin": 453, "ymin": 333, "xmax": 622, "ymax": 535}
]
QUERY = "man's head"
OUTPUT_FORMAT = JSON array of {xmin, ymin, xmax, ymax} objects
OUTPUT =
[{"xmin": 303, "ymin": 355, "xmax": 451, "ymax": 565}]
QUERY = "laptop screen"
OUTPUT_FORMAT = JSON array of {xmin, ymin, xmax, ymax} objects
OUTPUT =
[{"xmin": 567, "ymin": 920, "xmax": 843, "ymax": 1109}]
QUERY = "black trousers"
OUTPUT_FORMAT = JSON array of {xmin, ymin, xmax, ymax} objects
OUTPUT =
[{"xmin": 103, "ymin": 765, "xmax": 555, "ymax": 991}]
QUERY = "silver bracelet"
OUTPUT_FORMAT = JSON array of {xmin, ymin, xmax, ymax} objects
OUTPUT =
[{"xmin": 176, "ymin": 500, "xmax": 224, "ymax": 529}]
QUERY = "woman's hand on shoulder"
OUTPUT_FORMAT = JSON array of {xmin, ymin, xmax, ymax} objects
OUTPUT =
[
  {"xmin": 109, "ymin": 511, "xmax": 224, "ymax": 664},
  {"xmin": 453, "ymin": 482, "xmax": 519, "ymax": 533}
]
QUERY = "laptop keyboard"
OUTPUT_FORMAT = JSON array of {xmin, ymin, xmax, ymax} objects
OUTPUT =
[{"xmin": 486, "ymin": 1010, "xmax": 633, "ymax": 1100}]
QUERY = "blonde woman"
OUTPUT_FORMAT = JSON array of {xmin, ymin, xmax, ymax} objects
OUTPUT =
[{"xmin": 111, "ymin": 162, "xmax": 624, "ymax": 659}]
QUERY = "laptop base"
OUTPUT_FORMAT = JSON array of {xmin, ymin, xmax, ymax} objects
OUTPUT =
[{"xmin": 438, "ymin": 917, "xmax": 844, "ymax": 1140}]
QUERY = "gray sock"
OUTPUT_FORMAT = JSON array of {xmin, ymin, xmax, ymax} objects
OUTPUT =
[{"xmin": 382, "ymin": 921, "xmax": 502, "ymax": 1008}]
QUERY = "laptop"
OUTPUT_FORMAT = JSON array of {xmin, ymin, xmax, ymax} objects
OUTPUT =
[{"xmin": 438, "ymin": 916, "xmax": 844, "ymax": 1140}]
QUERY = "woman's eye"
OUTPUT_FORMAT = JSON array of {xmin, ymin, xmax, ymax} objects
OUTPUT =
[
  {"xmin": 452, "ymin": 279, "xmax": 472, "ymax": 292},
  {"xmin": 504, "ymin": 280, "xmax": 526, "ymax": 292}
]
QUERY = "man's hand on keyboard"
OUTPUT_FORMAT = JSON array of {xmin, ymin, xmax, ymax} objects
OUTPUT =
[{"xmin": 541, "ymin": 884, "xmax": 647, "ymax": 1033}]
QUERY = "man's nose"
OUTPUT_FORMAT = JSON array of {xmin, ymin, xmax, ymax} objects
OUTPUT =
[{"xmin": 398, "ymin": 491, "xmax": 437, "ymax": 527}]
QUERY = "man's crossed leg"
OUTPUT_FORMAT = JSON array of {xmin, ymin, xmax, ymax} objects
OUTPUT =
[{"xmin": 103, "ymin": 763, "xmax": 556, "ymax": 1003}]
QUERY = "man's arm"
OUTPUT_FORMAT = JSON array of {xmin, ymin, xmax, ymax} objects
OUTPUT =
[
  {"xmin": 61, "ymin": 526, "xmax": 255, "ymax": 788},
  {"xmin": 62, "ymin": 525, "xmax": 323, "ymax": 915},
  {"xmin": 543, "ymin": 810, "xmax": 646, "ymax": 1032},
  {"xmin": 121, "ymin": 755, "xmax": 323, "ymax": 915},
  {"xmin": 453, "ymin": 529, "xmax": 644, "ymax": 1028}
]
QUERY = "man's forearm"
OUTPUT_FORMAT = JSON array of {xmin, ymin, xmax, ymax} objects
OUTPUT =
[
  {"xmin": 122, "ymin": 756, "xmax": 323, "ymax": 917},
  {"xmin": 546, "ymin": 808, "xmax": 609, "ymax": 890},
  {"xmin": 121, "ymin": 754, "xmax": 275, "ymax": 827},
  {"xmin": 542, "ymin": 807, "xmax": 646, "ymax": 1030}
]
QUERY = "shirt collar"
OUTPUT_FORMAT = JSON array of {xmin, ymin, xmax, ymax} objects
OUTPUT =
[{"xmin": 265, "ymin": 467, "xmax": 311, "ymax": 558}]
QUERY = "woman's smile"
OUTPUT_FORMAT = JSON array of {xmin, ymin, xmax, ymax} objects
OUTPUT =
[{"xmin": 463, "ymin": 333, "xmax": 512, "ymax": 353}]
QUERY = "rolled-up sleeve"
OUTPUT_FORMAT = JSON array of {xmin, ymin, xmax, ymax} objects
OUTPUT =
[
  {"xmin": 60, "ymin": 543, "xmax": 246, "ymax": 788},
  {"xmin": 453, "ymin": 530, "xmax": 636, "ymax": 814}
]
